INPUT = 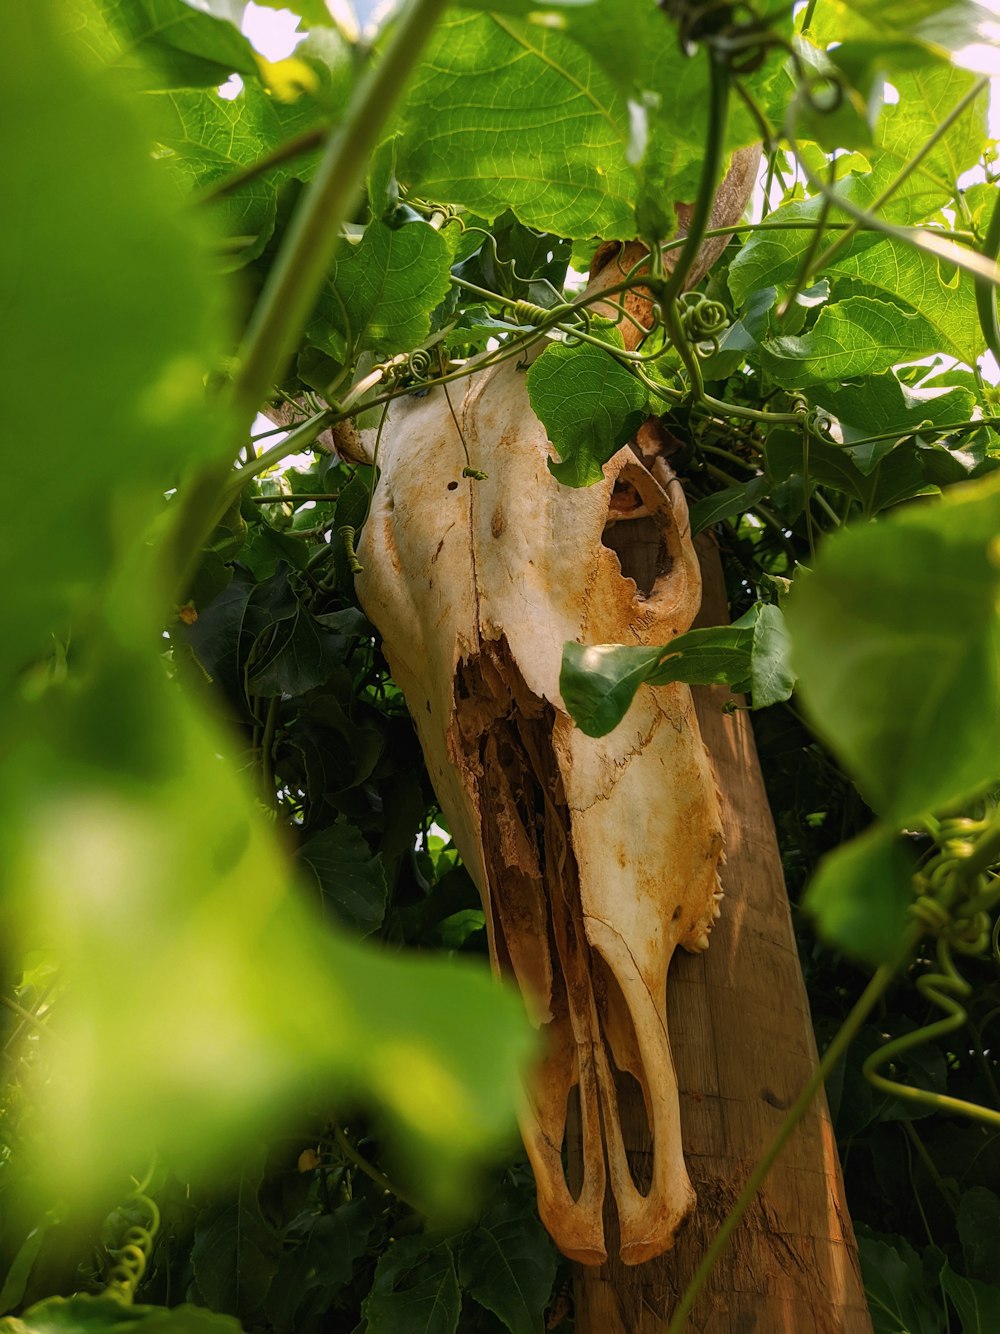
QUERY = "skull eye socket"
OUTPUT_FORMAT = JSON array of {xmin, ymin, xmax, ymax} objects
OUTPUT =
[{"xmin": 602, "ymin": 465, "xmax": 674, "ymax": 599}]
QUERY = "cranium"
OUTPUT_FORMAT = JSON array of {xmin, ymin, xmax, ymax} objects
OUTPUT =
[{"xmin": 353, "ymin": 150, "xmax": 758, "ymax": 1265}]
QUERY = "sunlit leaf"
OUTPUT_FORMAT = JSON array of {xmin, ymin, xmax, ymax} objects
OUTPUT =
[{"xmin": 527, "ymin": 335, "xmax": 647, "ymax": 487}]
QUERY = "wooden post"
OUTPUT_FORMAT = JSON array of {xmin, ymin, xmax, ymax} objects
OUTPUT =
[{"xmin": 572, "ymin": 535, "xmax": 873, "ymax": 1333}]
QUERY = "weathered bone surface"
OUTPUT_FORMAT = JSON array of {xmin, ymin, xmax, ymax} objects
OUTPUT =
[{"xmin": 354, "ymin": 148, "xmax": 759, "ymax": 1265}]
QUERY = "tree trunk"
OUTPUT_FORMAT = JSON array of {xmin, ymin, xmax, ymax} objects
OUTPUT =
[{"xmin": 572, "ymin": 534, "xmax": 873, "ymax": 1333}]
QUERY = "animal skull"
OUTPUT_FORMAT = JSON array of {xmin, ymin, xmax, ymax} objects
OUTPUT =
[{"xmin": 354, "ymin": 150, "xmax": 756, "ymax": 1265}]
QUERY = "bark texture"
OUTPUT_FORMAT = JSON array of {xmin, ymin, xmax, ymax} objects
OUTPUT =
[{"xmin": 571, "ymin": 535, "xmax": 873, "ymax": 1333}]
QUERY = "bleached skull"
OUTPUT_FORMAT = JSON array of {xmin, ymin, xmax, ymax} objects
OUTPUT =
[
  {"xmin": 354, "ymin": 151, "xmax": 756, "ymax": 1265},
  {"xmin": 354, "ymin": 370, "xmax": 725, "ymax": 1266}
]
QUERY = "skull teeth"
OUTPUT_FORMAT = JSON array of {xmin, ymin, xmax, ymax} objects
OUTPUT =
[
  {"xmin": 691, "ymin": 929, "xmax": 711, "ymax": 952},
  {"xmin": 712, "ymin": 901, "xmax": 722, "ymax": 920}
]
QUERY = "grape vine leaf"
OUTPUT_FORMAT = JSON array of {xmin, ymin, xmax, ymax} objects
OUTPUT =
[
  {"xmin": 312, "ymin": 218, "xmax": 456, "ymax": 358},
  {"xmin": 786, "ymin": 472, "xmax": 1000, "ymax": 822},
  {"xmin": 363, "ymin": 1238, "xmax": 461, "ymax": 1334},
  {"xmin": 394, "ymin": 12, "xmax": 636, "ymax": 237},
  {"xmin": 191, "ymin": 1162, "xmax": 282, "ymax": 1319},
  {"xmin": 2, "ymin": 2, "xmax": 230, "ymax": 690},
  {"xmin": 527, "ymin": 335, "xmax": 647, "ymax": 487},
  {"xmin": 958, "ymin": 1187, "xmax": 1000, "ymax": 1283},
  {"xmin": 64, "ymin": 0, "xmax": 260, "ymax": 87},
  {"xmin": 758, "ymin": 296, "xmax": 940, "ymax": 386},
  {"xmin": 455, "ymin": 1183, "xmax": 558, "ymax": 1334},
  {"xmin": 856, "ymin": 1228, "xmax": 942, "ymax": 1334},
  {"xmin": 265, "ymin": 1201, "xmax": 375, "ymax": 1329},
  {"xmin": 299, "ymin": 817, "xmax": 389, "ymax": 936},
  {"xmin": 813, "ymin": 373, "xmax": 976, "ymax": 472},
  {"xmin": 940, "ymin": 1264, "xmax": 1000, "ymax": 1332}
]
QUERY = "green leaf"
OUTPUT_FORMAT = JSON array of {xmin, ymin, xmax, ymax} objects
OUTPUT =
[
  {"xmin": 0, "ymin": 1295, "xmax": 241, "ymax": 1331},
  {"xmin": 314, "ymin": 219, "xmax": 455, "ymax": 358},
  {"xmin": 0, "ymin": 1222, "xmax": 53, "ymax": 1316},
  {"xmin": 825, "ymin": 239, "xmax": 983, "ymax": 366},
  {"xmin": 759, "ymin": 296, "xmax": 942, "ymax": 387},
  {"xmin": 245, "ymin": 568, "xmax": 341, "ymax": 697},
  {"xmin": 299, "ymin": 818, "xmax": 389, "ymax": 936},
  {"xmin": 803, "ymin": 825, "xmax": 916, "ymax": 965},
  {"xmin": 958, "ymin": 1187, "xmax": 1000, "ymax": 1283},
  {"xmin": 3, "ymin": 2, "xmax": 229, "ymax": 690},
  {"xmin": 814, "ymin": 373, "xmax": 976, "ymax": 471},
  {"xmin": 395, "ymin": 12, "xmax": 637, "ymax": 238},
  {"xmin": 191, "ymin": 1163, "xmax": 282, "ymax": 1319},
  {"xmin": 560, "ymin": 603, "xmax": 794, "ymax": 737},
  {"xmin": 856, "ymin": 1227, "xmax": 942, "ymax": 1334},
  {"xmin": 688, "ymin": 476, "xmax": 770, "ymax": 535},
  {"xmin": 939, "ymin": 1264, "xmax": 1000, "ymax": 1334},
  {"xmin": 150, "ymin": 82, "xmax": 326, "ymax": 265},
  {"xmin": 750, "ymin": 603, "xmax": 797, "ymax": 709},
  {"xmin": 6, "ymin": 652, "xmax": 534, "ymax": 1212},
  {"xmin": 265, "ymin": 1201, "xmax": 375, "ymax": 1329},
  {"xmin": 456, "ymin": 1184, "xmax": 557, "ymax": 1334},
  {"xmin": 526, "ymin": 337, "xmax": 647, "ymax": 488},
  {"xmin": 785, "ymin": 473, "xmax": 1000, "ymax": 821},
  {"xmin": 363, "ymin": 1238, "xmax": 461, "ymax": 1334},
  {"xmin": 560, "ymin": 642, "xmax": 666, "ymax": 737},
  {"xmin": 65, "ymin": 0, "xmax": 259, "ymax": 88}
]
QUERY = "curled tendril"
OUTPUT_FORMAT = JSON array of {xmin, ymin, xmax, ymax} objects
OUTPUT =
[
  {"xmin": 806, "ymin": 408, "xmax": 834, "ymax": 441},
  {"xmin": 103, "ymin": 1192, "xmax": 160, "ymax": 1303},
  {"xmin": 508, "ymin": 298, "xmax": 587, "ymax": 332},
  {"xmin": 678, "ymin": 291, "xmax": 729, "ymax": 356},
  {"xmin": 338, "ymin": 524, "xmax": 364, "ymax": 574},
  {"xmin": 659, "ymin": 0, "xmax": 789, "ymax": 73},
  {"xmin": 794, "ymin": 67, "xmax": 847, "ymax": 118}
]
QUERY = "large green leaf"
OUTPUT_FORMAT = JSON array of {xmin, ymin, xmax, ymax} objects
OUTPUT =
[
  {"xmin": 526, "ymin": 335, "xmax": 647, "ymax": 487},
  {"xmin": 265, "ymin": 1201, "xmax": 374, "ymax": 1329},
  {"xmin": 2, "ymin": 3, "xmax": 229, "ymax": 690},
  {"xmin": 785, "ymin": 472, "xmax": 1000, "ymax": 821},
  {"xmin": 7, "ymin": 661, "xmax": 533, "ymax": 1211},
  {"xmin": 2, "ymin": 0, "xmax": 533, "ymax": 1221},
  {"xmin": 64, "ymin": 0, "xmax": 259, "ymax": 87},
  {"xmin": 803, "ymin": 825, "xmax": 916, "ymax": 965},
  {"xmin": 813, "ymin": 373, "xmax": 976, "ymax": 471},
  {"xmin": 150, "ymin": 82, "xmax": 327, "ymax": 264},
  {"xmin": 759, "ymin": 296, "xmax": 945, "ymax": 386},
  {"xmin": 958, "ymin": 1187, "xmax": 1000, "ymax": 1283},
  {"xmin": 856, "ymin": 1228, "xmax": 942, "ymax": 1334},
  {"xmin": 456, "ymin": 1184, "xmax": 557, "ymax": 1334},
  {"xmin": 394, "ymin": 12, "xmax": 634, "ymax": 237},
  {"xmin": 363, "ymin": 1238, "xmax": 461, "ymax": 1334},
  {"xmin": 191, "ymin": 1161, "xmax": 281, "ymax": 1319},
  {"xmin": 939, "ymin": 1264, "xmax": 1000, "ymax": 1334},
  {"xmin": 0, "ymin": 1295, "xmax": 241, "ymax": 1331},
  {"xmin": 560, "ymin": 602, "xmax": 794, "ymax": 737},
  {"xmin": 299, "ymin": 818, "xmax": 389, "ymax": 936},
  {"xmin": 312, "ymin": 219, "xmax": 456, "ymax": 358}
]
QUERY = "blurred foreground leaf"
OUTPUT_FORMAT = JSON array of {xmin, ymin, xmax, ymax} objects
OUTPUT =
[{"xmin": 786, "ymin": 473, "xmax": 1000, "ymax": 821}]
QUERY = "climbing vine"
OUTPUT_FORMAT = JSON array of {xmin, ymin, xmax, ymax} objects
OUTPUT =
[{"xmin": 2, "ymin": 0, "xmax": 1000, "ymax": 1330}]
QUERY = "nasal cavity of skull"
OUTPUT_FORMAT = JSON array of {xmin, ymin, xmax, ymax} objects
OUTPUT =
[
  {"xmin": 564, "ymin": 1083, "xmax": 585, "ymax": 1202},
  {"xmin": 602, "ymin": 465, "xmax": 673, "ymax": 600},
  {"xmin": 592, "ymin": 950, "xmax": 654, "ymax": 1196}
]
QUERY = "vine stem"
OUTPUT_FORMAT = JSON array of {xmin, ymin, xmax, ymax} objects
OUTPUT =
[
  {"xmin": 807, "ymin": 76, "xmax": 989, "ymax": 278},
  {"xmin": 230, "ymin": 0, "xmax": 448, "ymax": 428},
  {"xmin": 167, "ymin": 0, "xmax": 446, "ymax": 597},
  {"xmin": 332, "ymin": 1125, "xmax": 419, "ymax": 1210},
  {"xmin": 665, "ymin": 938, "xmax": 915, "ymax": 1334}
]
